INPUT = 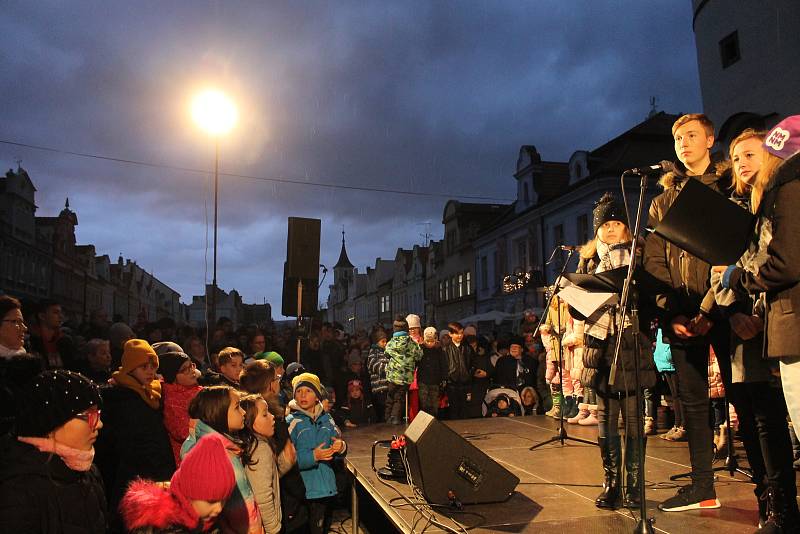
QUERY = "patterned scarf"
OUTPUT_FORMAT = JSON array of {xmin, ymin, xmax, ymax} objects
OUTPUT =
[
  {"xmin": 584, "ymin": 240, "xmax": 631, "ymax": 340},
  {"xmin": 18, "ymin": 436, "xmax": 95, "ymax": 472}
]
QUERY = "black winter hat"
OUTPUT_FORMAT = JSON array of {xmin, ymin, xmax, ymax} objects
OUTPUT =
[
  {"xmin": 592, "ymin": 192, "xmax": 628, "ymax": 235},
  {"xmin": 16, "ymin": 370, "xmax": 101, "ymax": 437},
  {"xmin": 152, "ymin": 341, "xmax": 190, "ymax": 384}
]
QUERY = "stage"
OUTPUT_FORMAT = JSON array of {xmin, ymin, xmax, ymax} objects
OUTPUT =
[{"xmin": 341, "ymin": 414, "xmax": 785, "ymax": 533}]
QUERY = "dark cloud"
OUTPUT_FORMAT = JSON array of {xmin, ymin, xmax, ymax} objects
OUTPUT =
[{"xmin": 0, "ymin": 1, "xmax": 701, "ymax": 316}]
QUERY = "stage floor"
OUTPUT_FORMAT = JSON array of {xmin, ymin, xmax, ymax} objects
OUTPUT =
[{"xmin": 342, "ymin": 414, "xmax": 793, "ymax": 533}]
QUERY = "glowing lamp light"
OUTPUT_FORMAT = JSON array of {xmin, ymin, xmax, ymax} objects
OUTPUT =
[{"xmin": 191, "ymin": 89, "xmax": 238, "ymax": 136}]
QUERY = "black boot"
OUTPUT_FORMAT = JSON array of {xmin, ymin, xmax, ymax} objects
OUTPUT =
[
  {"xmin": 623, "ymin": 436, "xmax": 646, "ymax": 508},
  {"xmin": 755, "ymin": 483, "xmax": 768, "ymax": 530},
  {"xmin": 759, "ymin": 486, "xmax": 800, "ymax": 534},
  {"xmin": 596, "ymin": 436, "xmax": 622, "ymax": 509}
]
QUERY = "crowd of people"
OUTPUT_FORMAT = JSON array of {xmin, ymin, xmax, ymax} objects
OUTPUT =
[{"xmin": 0, "ymin": 112, "xmax": 799, "ymax": 534}]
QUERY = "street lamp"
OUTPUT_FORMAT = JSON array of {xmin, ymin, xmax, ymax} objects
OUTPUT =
[{"xmin": 192, "ymin": 89, "xmax": 237, "ymax": 344}]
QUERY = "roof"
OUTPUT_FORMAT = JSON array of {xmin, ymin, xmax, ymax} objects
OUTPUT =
[{"xmin": 334, "ymin": 235, "xmax": 354, "ymax": 269}]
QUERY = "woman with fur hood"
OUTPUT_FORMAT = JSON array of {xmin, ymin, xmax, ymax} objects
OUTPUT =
[{"xmin": 121, "ymin": 433, "xmax": 236, "ymax": 534}]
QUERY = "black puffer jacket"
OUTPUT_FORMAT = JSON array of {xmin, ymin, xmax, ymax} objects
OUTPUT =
[
  {"xmin": 0, "ymin": 435, "xmax": 108, "ymax": 533},
  {"xmin": 730, "ymin": 153, "xmax": 800, "ymax": 358}
]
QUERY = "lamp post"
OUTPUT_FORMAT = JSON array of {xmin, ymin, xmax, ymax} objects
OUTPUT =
[{"xmin": 192, "ymin": 89, "xmax": 237, "ymax": 346}]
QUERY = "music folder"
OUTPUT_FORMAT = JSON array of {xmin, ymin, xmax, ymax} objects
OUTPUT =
[{"xmin": 653, "ymin": 178, "xmax": 755, "ymax": 265}]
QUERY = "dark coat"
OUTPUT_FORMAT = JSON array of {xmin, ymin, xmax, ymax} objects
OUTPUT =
[
  {"xmin": 581, "ymin": 328, "xmax": 657, "ymax": 397},
  {"xmin": 0, "ymin": 354, "xmax": 43, "ymax": 436},
  {"xmin": 730, "ymin": 153, "xmax": 800, "ymax": 358},
  {"xmin": 644, "ymin": 158, "xmax": 732, "ymax": 333},
  {"xmin": 94, "ymin": 385, "xmax": 176, "ymax": 517},
  {"xmin": 493, "ymin": 354, "xmax": 536, "ymax": 391},
  {"xmin": 0, "ymin": 435, "xmax": 108, "ymax": 533},
  {"xmin": 417, "ymin": 344, "xmax": 445, "ymax": 385}
]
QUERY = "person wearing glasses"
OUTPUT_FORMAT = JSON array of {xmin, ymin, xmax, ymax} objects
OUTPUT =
[
  {"xmin": 0, "ymin": 370, "xmax": 107, "ymax": 533},
  {"xmin": 95, "ymin": 339, "xmax": 176, "ymax": 531},
  {"xmin": 0, "ymin": 295, "xmax": 28, "ymax": 358},
  {"xmin": 153, "ymin": 342, "xmax": 202, "ymax": 467},
  {"xmin": 0, "ymin": 295, "xmax": 43, "ymax": 436}
]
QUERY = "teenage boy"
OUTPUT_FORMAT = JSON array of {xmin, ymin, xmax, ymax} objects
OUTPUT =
[{"xmin": 644, "ymin": 113, "xmax": 731, "ymax": 512}]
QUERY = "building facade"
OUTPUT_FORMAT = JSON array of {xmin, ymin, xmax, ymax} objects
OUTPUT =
[{"xmin": 692, "ymin": 0, "xmax": 800, "ymax": 146}]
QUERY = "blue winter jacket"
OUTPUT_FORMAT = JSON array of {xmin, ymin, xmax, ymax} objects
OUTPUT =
[
  {"xmin": 653, "ymin": 328, "xmax": 675, "ymax": 372},
  {"xmin": 286, "ymin": 401, "xmax": 346, "ymax": 500}
]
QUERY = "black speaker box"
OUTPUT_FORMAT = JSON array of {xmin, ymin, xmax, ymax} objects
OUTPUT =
[
  {"xmin": 281, "ymin": 262, "xmax": 318, "ymax": 317},
  {"xmin": 286, "ymin": 217, "xmax": 321, "ymax": 280},
  {"xmin": 403, "ymin": 411, "xmax": 519, "ymax": 505}
]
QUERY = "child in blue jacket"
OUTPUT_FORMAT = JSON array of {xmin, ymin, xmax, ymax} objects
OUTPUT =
[{"xmin": 286, "ymin": 372, "xmax": 346, "ymax": 534}]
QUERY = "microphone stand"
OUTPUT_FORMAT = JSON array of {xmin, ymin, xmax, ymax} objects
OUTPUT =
[
  {"xmin": 530, "ymin": 247, "xmax": 596, "ymax": 451},
  {"xmin": 608, "ymin": 171, "xmax": 654, "ymax": 534}
]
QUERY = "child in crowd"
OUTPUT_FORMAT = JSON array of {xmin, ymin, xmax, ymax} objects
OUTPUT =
[
  {"xmin": 384, "ymin": 317, "xmax": 423, "ymax": 425},
  {"xmin": 241, "ymin": 394, "xmax": 296, "ymax": 534},
  {"xmin": 708, "ymin": 347, "xmax": 727, "ymax": 456},
  {"xmin": 82, "ymin": 338, "xmax": 112, "ymax": 384},
  {"xmin": 154, "ymin": 341, "xmax": 202, "ymax": 467},
  {"xmin": 96, "ymin": 339, "xmax": 176, "ymax": 528},
  {"xmin": 240, "ymin": 360, "xmax": 306, "ymax": 533},
  {"xmin": 654, "ymin": 327, "xmax": 686, "ymax": 441},
  {"xmin": 182, "ymin": 386, "xmax": 264, "ymax": 534},
  {"xmin": 339, "ymin": 379, "xmax": 375, "ymax": 428},
  {"xmin": 486, "ymin": 393, "xmax": 521, "ymax": 417},
  {"xmin": 417, "ymin": 327, "xmax": 445, "ymax": 417},
  {"xmin": 540, "ymin": 297, "xmax": 571, "ymax": 419},
  {"xmin": 201, "ymin": 347, "xmax": 245, "ymax": 388},
  {"xmin": 520, "ymin": 386, "xmax": 539, "ymax": 416},
  {"xmin": 121, "ymin": 433, "xmax": 236, "ymax": 533},
  {"xmin": 367, "ymin": 330, "xmax": 390, "ymax": 421},
  {"xmin": 286, "ymin": 372, "xmax": 346, "ymax": 534}
]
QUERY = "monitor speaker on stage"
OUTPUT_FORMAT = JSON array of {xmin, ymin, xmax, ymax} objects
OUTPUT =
[
  {"xmin": 286, "ymin": 217, "xmax": 321, "ymax": 280},
  {"xmin": 281, "ymin": 262, "xmax": 318, "ymax": 317},
  {"xmin": 403, "ymin": 411, "xmax": 519, "ymax": 505}
]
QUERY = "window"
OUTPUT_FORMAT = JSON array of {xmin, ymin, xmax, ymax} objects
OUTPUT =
[
  {"xmin": 380, "ymin": 295, "xmax": 390, "ymax": 313},
  {"xmin": 457, "ymin": 274, "xmax": 464, "ymax": 298},
  {"xmin": 523, "ymin": 182, "xmax": 530, "ymax": 204},
  {"xmin": 439, "ymin": 281, "xmax": 444, "ymax": 302},
  {"xmin": 465, "ymin": 271, "xmax": 472, "ymax": 296},
  {"xmin": 480, "ymin": 256, "xmax": 488, "ymax": 290},
  {"xmin": 719, "ymin": 31, "xmax": 740, "ymax": 69},
  {"xmin": 576, "ymin": 214, "xmax": 589, "ymax": 245},
  {"xmin": 444, "ymin": 279, "xmax": 450, "ymax": 301}
]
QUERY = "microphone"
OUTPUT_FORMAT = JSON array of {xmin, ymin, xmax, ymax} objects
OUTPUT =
[
  {"xmin": 626, "ymin": 161, "xmax": 673, "ymax": 176},
  {"xmin": 560, "ymin": 245, "xmax": 582, "ymax": 251}
]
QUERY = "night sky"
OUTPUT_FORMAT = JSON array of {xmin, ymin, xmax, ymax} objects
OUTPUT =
[{"xmin": 0, "ymin": 2, "xmax": 702, "ymax": 318}]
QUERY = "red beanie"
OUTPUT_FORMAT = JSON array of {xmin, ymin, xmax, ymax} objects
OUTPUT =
[{"xmin": 170, "ymin": 434, "xmax": 235, "ymax": 503}]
